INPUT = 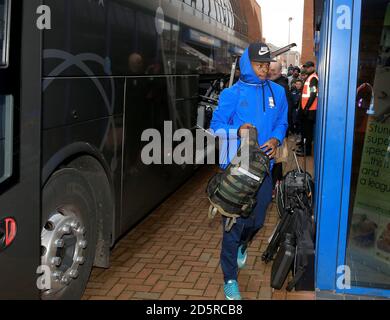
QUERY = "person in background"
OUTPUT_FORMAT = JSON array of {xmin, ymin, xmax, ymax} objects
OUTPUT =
[
  {"xmin": 288, "ymin": 66, "xmax": 301, "ymax": 89},
  {"xmin": 268, "ymin": 61, "xmax": 291, "ymax": 196},
  {"xmin": 300, "ymin": 69, "xmax": 309, "ymax": 84},
  {"xmin": 297, "ymin": 61, "xmax": 319, "ymax": 157},
  {"xmin": 287, "ymin": 64, "xmax": 294, "ymax": 77},
  {"xmin": 295, "ymin": 69, "xmax": 308, "ymax": 146},
  {"xmin": 270, "ymin": 62, "xmax": 288, "ymax": 87},
  {"xmin": 269, "ymin": 62, "xmax": 292, "ymax": 128},
  {"xmin": 290, "ymin": 79, "xmax": 304, "ymax": 138}
]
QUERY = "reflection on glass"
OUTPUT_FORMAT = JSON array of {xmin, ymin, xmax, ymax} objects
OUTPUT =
[
  {"xmin": 0, "ymin": 0, "xmax": 10, "ymax": 66},
  {"xmin": 0, "ymin": 95, "xmax": 12, "ymax": 183},
  {"xmin": 196, "ymin": 0, "xmax": 203, "ymax": 11},
  {"xmin": 0, "ymin": 97, "xmax": 5, "ymax": 177},
  {"xmin": 209, "ymin": 0, "xmax": 217, "ymax": 19},
  {"xmin": 346, "ymin": 0, "xmax": 390, "ymax": 290},
  {"xmin": 203, "ymin": 0, "xmax": 210, "ymax": 16}
]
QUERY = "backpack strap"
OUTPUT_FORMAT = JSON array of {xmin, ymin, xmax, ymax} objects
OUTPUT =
[{"xmin": 225, "ymin": 217, "xmax": 237, "ymax": 232}]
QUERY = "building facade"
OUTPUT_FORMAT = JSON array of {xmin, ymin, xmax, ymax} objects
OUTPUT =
[
  {"xmin": 242, "ymin": 0, "xmax": 264, "ymax": 42},
  {"xmin": 302, "ymin": 0, "xmax": 317, "ymax": 64}
]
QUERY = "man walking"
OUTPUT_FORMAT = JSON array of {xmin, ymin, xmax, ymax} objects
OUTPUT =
[{"xmin": 210, "ymin": 43, "xmax": 288, "ymax": 300}]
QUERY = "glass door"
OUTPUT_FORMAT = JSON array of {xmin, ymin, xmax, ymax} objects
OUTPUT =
[{"xmin": 345, "ymin": 0, "xmax": 390, "ymax": 291}]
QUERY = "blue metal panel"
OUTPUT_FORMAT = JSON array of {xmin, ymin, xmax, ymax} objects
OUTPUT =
[
  {"xmin": 314, "ymin": 0, "xmax": 332, "ymax": 288},
  {"xmin": 316, "ymin": 0, "xmax": 390, "ymax": 298},
  {"xmin": 315, "ymin": 0, "xmax": 355, "ymax": 291},
  {"xmin": 314, "ymin": 0, "xmax": 330, "ymax": 227},
  {"xmin": 336, "ymin": 0, "xmax": 362, "ymax": 289},
  {"xmin": 336, "ymin": 286, "xmax": 390, "ymax": 299}
]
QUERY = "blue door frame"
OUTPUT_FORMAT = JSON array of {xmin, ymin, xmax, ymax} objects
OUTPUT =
[{"xmin": 315, "ymin": 0, "xmax": 390, "ymax": 298}]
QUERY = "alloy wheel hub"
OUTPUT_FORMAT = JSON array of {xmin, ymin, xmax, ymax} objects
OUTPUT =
[{"xmin": 40, "ymin": 210, "xmax": 87, "ymax": 296}]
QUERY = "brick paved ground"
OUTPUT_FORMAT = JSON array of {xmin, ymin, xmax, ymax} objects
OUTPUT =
[{"xmin": 83, "ymin": 137, "xmax": 315, "ymax": 300}]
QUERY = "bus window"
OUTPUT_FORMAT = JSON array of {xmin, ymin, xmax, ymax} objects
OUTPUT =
[
  {"xmin": 346, "ymin": 0, "xmax": 390, "ymax": 290},
  {"xmin": 0, "ymin": 0, "xmax": 10, "ymax": 67},
  {"xmin": 0, "ymin": 0, "xmax": 12, "ymax": 184},
  {"xmin": 203, "ymin": 0, "xmax": 210, "ymax": 16},
  {"xmin": 0, "ymin": 95, "xmax": 13, "ymax": 183},
  {"xmin": 209, "ymin": 0, "xmax": 217, "ymax": 20},
  {"xmin": 195, "ymin": 0, "xmax": 203, "ymax": 12}
]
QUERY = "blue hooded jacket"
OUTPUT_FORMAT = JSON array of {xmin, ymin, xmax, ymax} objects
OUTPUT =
[{"xmin": 210, "ymin": 48, "xmax": 288, "ymax": 170}]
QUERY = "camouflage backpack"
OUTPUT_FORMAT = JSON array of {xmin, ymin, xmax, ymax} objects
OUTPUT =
[{"xmin": 206, "ymin": 127, "xmax": 270, "ymax": 232}]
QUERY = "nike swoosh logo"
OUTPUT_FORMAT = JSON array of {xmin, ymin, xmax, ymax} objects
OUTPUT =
[{"xmin": 258, "ymin": 50, "xmax": 270, "ymax": 56}]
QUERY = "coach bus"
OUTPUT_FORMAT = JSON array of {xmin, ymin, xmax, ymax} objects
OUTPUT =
[{"xmin": 0, "ymin": 0, "xmax": 256, "ymax": 299}]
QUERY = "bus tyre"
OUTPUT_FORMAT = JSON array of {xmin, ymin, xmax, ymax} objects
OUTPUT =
[{"xmin": 41, "ymin": 168, "xmax": 97, "ymax": 300}]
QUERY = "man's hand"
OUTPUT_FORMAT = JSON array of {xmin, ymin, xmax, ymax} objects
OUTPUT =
[
  {"xmin": 260, "ymin": 138, "xmax": 280, "ymax": 159},
  {"xmin": 238, "ymin": 123, "xmax": 254, "ymax": 137}
]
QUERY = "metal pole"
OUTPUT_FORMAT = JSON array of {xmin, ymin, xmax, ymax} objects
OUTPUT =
[{"xmin": 288, "ymin": 17, "xmax": 293, "ymax": 67}]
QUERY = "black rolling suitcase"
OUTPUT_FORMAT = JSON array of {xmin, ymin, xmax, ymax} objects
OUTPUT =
[
  {"xmin": 289, "ymin": 244, "xmax": 315, "ymax": 291},
  {"xmin": 271, "ymin": 233, "xmax": 296, "ymax": 290},
  {"xmin": 287, "ymin": 209, "xmax": 315, "ymax": 291}
]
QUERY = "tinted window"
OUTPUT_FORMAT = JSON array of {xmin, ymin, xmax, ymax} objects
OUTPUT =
[
  {"xmin": 346, "ymin": 0, "xmax": 390, "ymax": 290},
  {"xmin": 0, "ymin": 0, "xmax": 10, "ymax": 66},
  {"xmin": 0, "ymin": 95, "xmax": 12, "ymax": 183}
]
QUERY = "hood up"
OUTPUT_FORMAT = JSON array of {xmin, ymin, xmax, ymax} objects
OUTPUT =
[
  {"xmin": 239, "ymin": 48, "xmax": 266, "ymax": 85},
  {"xmin": 238, "ymin": 47, "xmax": 276, "ymax": 112}
]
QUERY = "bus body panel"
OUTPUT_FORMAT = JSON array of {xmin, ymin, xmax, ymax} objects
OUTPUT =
[
  {"xmin": 1, "ymin": 0, "xmax": 255, "ymax": 298},
  {"xmin": 41, "ymin": 0, "xmax": 252, "ymax": 244},
  {"xmin": 0, "ymin": 0, "xmax": 41, "ymax": 299},
  {"xmin": 42, "ymin": 0, "xmax": 248, "ymax": 78}
]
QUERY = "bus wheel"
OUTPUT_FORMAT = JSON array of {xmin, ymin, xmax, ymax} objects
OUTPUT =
[{"xmin": 40, "ymin": 168, "xmax": 97, "ymax": 300}]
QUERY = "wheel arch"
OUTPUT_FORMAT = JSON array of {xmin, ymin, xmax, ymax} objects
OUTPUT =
[{"xmin": 42, "ymin": 142, "xmax": 116, "ymax": 268}]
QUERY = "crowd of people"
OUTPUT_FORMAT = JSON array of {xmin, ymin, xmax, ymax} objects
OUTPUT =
[
  {"xmin": 283, "ymin": 62, "xmax": 318, "ymax": 157},
  {"xmin": 268, "ymin": 61, "xmax": 319, "ymax": 196}
]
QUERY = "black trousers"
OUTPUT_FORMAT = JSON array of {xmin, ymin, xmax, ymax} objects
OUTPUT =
[{"xmin": 302, "ymin": 110, "xmax": 316, "ymax": 155}]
